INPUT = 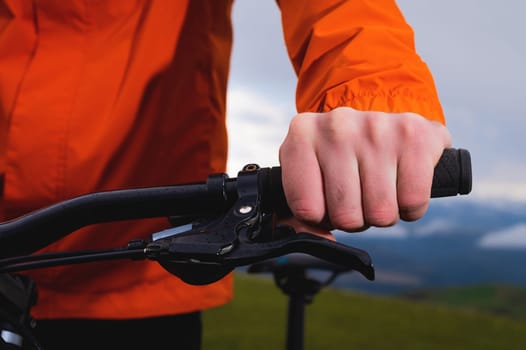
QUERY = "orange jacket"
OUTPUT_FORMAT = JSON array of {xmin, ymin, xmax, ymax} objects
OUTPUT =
[{"xmin": 0, "ymin": 0, "xmax": 444, "ymax": 319}]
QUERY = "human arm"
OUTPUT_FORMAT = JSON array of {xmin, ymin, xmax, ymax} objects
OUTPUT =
[{"xmin": 277, "ymin": 0, "xmax": 450, "ymax": 231}]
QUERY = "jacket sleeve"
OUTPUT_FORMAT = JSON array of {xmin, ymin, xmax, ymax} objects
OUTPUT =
[{"xmin": 277, "ymin": 0, "xmax": 445, "ymax": 124}]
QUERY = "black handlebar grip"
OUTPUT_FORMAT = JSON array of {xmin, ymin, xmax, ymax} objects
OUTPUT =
[
  {"xmin": 263, "ymin": 148, "xmax": 472, "ymax": 217},
  {"xmin": 431, "ymin": 148, "xmax": 472, "ymax": 197}
]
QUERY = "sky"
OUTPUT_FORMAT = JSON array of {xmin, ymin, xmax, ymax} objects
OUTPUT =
[{"xmin": 225, "ymin": 0, "xmax": 526, "ymax": 203}]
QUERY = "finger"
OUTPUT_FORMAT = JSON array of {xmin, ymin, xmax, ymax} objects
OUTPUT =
[
  {"xmin": 397, "ymin": 122, "xmax": 452, "ymax": 221},
  {"xmin": 279, "ymin": 126, "xmax": 326, "ymax": 224},
  {"xmin": 319, "ymin": 148, "xmax": 365, "ymax": 231},
  {"xmin": 396, "ymin": 149, "xmax": 433, "ymax": 221},
  {"xmin": 359, "ymin": 152, "xmax": 399, "ymax": 227}
]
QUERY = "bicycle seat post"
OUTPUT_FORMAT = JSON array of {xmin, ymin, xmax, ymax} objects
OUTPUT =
[
  {"xmin": 275, "ymin": 267, "xmax": 322, "ymax": 350},
  {"xmin": 249, "ymin": 253, "xmax": 350, "ymax": 350}
]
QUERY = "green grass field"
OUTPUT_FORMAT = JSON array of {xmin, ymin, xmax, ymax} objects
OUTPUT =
[
  {"xmin": 202, "ymin": 273, "xmax": 526, "ymax": 349},
  {"xmin": 403, "ymin": 284, "xmax": 526, "ymax": 321}
]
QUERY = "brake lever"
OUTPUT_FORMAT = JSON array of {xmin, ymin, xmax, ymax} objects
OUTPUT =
[{"xmin": 145, "ymin": 165, "xmax": 375, "ymax": 285}]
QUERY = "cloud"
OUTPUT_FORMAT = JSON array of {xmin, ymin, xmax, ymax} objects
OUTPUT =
[
  {"xmin": 397, "ymin": 0, "xmax": 526, "ymax": 105},
  {"xmin": 478, "ymin": 224, "xmax": 526, "ymax": 249},
  {"xmin": 471, "ymin": 181, "xmax": 526, "ymax": 202},
  {"xmin": 413, "ymin": 219, "xmax": 455, "ymax": 237},
  {"xmin": 229, "ymin": 0, "xmax": 297, "ymax": 97}
]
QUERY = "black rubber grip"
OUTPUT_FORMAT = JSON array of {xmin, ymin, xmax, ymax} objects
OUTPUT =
[
  {"xmin": 263, "ymin": 148, "xmax": 472, "ymax": 217},
  {"xmin": 431, "ymin": 148, "xmax": 472, "ymax": 197}
]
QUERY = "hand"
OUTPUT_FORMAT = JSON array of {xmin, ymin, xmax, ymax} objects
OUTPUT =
[
  {"xmin": 279, "ymin": 107, "xmax": 452, "ymax": 232},
  {"xmin": 277, "ymin": 216, "xmax": 336, "ymax": 241}
]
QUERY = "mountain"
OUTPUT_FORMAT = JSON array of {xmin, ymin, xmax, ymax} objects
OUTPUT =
[{"xmin": 331, "ymin": 198, "xmax": 526, "ymax": 295}]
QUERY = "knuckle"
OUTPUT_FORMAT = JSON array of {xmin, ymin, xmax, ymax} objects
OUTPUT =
[
  {"xmin": 318, "ymin": 109, "xmax": 354, "ymax": 143},
  {"xmin": 280, "ymin": 116, "xmax": 313, "ymax": 158},
  {"xmin": 288, "ymin": 114, "xmax": 313, "ymax": 135},
  {"xmin": 398, "ymin": 115, "xmax": 420, "ymax": 138},
  {"xmin": 288, "ymin": 114, "xmax": 303, "ymax": 132},
  {"xmin": 320, "ymin": 114, "xmax": 340, "ymax": 140},
  {"xmin": 398, "ymin": 196, "xmax": 429, "ymax": 221},
  {"xmin": 364, "ymin": 207, "xmax": 399, "ymax": 227},
  {"xmin": 289, "ymin": 200, "xmax": 324, "ymax": 224},
  {"xmin": 399, "ymin": 192, "xmax": 429, "ymax": 211},
  {"xmin": 397, "ymin": 114, "xmax": 433, "ymax": 147},
  {"xmin": 329, "ymin": 210, "xmax": 365, "ymax": 231},
  {"xmin": 363, "ymin": 112, "xmax": 390, "ymax": 146}
]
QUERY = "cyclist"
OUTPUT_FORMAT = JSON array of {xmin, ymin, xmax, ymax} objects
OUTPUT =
[{"xmin": 0, "ymin": 1, "xmax": 450, "ymax": 349}]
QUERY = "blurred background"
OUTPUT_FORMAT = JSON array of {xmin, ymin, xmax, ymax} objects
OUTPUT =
[{"xmin": 203, "ymin": 1, "xmax": 526, "ymax": 349}]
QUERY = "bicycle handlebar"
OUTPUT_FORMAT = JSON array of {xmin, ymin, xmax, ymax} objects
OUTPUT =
[{"xmin": 0, "ymin": 148, "xmax": 471, "ymax": 259}]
